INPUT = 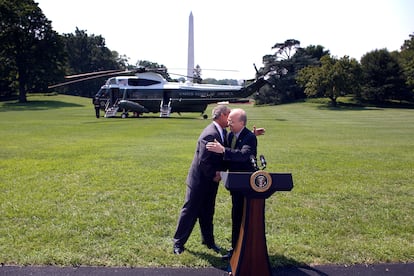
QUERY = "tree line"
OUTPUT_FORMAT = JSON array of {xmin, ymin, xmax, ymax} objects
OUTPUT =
[
  {"xmin": 0, "ymin": 0, "xmax": 130, "ymax": 102},
  {"xmin": 256, "ymin": 38, "xmax": 414, "ymax": 106},
  {"xmin": 1, "ymin": 0, "xmax": 413, "ymax": 106}
]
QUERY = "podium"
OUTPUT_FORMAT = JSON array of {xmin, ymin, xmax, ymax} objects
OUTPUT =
[{"xmin": 220, "ymin": 171, "xmax": 293, "ymax": 276}]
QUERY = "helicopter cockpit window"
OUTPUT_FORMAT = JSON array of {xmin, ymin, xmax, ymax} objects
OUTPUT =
[
  {"xmin": 108, "ymin": 78, "xmax": 117, "ymax": 85},
  {"xmin": 97, "ymin": 88, "xmax": 109, "ymax": 98},
  {"xmin": 128, "ymin": 79, "xmax": 160, "ymax": 86}
]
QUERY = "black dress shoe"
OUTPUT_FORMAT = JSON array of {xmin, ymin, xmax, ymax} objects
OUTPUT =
[
  {"xmin": 173, "ymin": 245, "xmax": 184, "ymax": 255},
  {"xmin": 206, "ymin": 243, "xmax": 222, "ymax": 253}
]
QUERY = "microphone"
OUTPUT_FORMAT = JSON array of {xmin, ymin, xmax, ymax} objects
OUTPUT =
[
  {"xmin": 250, "ymin": 155, "xmax": 259, "ymax": 171},
  {"xmin": 259, "ymin": 155, "xmax": 267, "ymax": 170}
]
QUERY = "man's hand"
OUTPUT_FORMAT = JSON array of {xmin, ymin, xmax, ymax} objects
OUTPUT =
[
  {"xmin": 253, "ymin": 125, "xmax": 265, "ymax": 136},
  {"xmin": 213, "ymin": 171, "xmax": 221, "ymax": 182},
  {"xmin": 206, "ymin": 139, "xmax": 225, "ymax": 154}
]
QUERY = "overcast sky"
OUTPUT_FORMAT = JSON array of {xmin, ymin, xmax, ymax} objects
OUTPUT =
[{"xmin": 36, "ymin": 0, "xmax": 413, "ymax": 80}]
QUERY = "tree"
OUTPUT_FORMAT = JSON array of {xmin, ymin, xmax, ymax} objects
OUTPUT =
[
  {"xmin": 63, "ymin": 28, "xmax": 121, "ymax": 75},
  {"xmin": 193, "ymin": 64, "xmax": 202, "ymax": 84},
  {"xmin": 360, "ymin": 49, "xmax": 407, "ymax": 103},
  {"xmin": 272, "ymin": 39, "xmax": 301, "ymax": 60},
  {"xmin": 255, "ymin": 40, "xmax": 330, "ymax": 105},
  {"xmin": 0, "ymin": 0, "xmax": 66, "ymax": 102},
  {"xmin": 296, "ymin": 55, "xmax": 361, "ymax": 106},
  {"xmin": 398, "ymin": 33, "xmax": 414, "ymax": 97},
  {"xmin": 136, "ymin": 60, "xmax": 172, "ymax": 81},
  {"xmin": 300, "ymin": 45, "xmax": 331, "ymax": 61},
  {"xmin": 254, "ymin": 39, "xmax": 302, "ymax": 105},
  {"xmin": 59, "ymin": 28, "xmax": 125, "ymax": 97}
]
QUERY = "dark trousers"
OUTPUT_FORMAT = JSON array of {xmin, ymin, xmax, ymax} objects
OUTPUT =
[
  {"xmin": 173, "ymin": 181, "xmax": 219, "ymax": 247},
  {"xmin": 95, "ymin": 107, "xmax": 100, "ymax": 118},
  {"xmin": 231, "ymin": 192, "xmax": 244, "ymax": 249}
]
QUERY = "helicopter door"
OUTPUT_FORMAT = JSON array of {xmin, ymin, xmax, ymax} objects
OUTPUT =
[
  {"xmin": 110, "ymin": 88, "xmax": 120, "ymax": 105},
  {"xmin": 160, "ymin": 90, "xmax": 172, "ymax": 117},
  {"xmin": 163, "ymin": 91, "xmax": 171, "ymax": 106}
]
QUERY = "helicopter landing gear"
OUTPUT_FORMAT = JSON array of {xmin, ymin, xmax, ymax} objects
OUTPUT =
[{"xmin": 121, "ymin": 112, "xmax": 129, "ymax": 119}]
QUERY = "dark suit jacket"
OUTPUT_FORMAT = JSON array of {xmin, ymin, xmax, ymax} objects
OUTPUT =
[
  {"xmin": 186, "ymin": 122, "xmax": 226, "ymax": 188},
  {"xmin": 223, "ymin": 127, "xmax": 257, "ymax": 172}
]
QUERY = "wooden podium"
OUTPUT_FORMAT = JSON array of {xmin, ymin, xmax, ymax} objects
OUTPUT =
[{"xmin": 220, "ymin": 171, "xmax": 293, "ymax": 276}]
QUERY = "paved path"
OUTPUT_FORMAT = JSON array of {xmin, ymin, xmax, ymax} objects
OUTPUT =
[{"xmin": 1, "ymin": 263, "xmax": 413, "ymax": 276}]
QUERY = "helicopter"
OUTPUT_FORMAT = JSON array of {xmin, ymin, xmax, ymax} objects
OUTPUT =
[
  {"xmin": 50, "ymin": 12, "xmax": 277, "ymax": 119},
  {"xmin": 90, "ymin": 67, "xmax": 270, "ymax": 119}
]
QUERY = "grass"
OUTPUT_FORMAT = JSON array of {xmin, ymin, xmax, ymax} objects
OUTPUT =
[{"xmin": 0, "ymin": 94, "xmax": 413, "ymax": 268}]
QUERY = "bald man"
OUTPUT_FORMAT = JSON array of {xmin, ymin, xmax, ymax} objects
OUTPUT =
[{"xmin": 206, "ymin": 108, "xmax": 258, "ymax": 257}]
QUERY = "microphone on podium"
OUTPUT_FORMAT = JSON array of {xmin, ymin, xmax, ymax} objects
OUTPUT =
[
  {"xmin": 250, "ymin": 155, "xmax": 259, "ymax": 171},
  {"xmin": 259, "ymin": 155, "xmax": 267, "ymax": 170}
]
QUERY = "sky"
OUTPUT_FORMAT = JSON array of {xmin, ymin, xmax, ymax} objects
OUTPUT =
[{"xmin": 36, "ymin": 0, "xmax": 413, "ymax": 80}]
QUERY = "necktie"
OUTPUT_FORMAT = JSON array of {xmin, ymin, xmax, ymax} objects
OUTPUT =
[
  {"xmin": 222, "ymin": 129, "xmax": 227, "ymax": 144},
  {"xmin": 231, "ymin": 134, "xmax": 237, "ymax": 149}
]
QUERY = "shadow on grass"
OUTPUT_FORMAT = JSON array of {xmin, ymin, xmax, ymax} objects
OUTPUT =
[
  {"xmin": 316, "ymin": 103, "xmax": 382, "ymax": 111},
  {"xmin": 317, "ymin": 101, "xmax": 414, "ymax": 111},
  {"xmin": 186, "ymin": 249, "xmax": 228, "ymax": 270},
  {"xmin": 1, "ymin": 100, "xmax": 83, "ymax": 111},
  {"xmin": 186, "ymin": 249, "xmax": 328, "ymax": 275}
]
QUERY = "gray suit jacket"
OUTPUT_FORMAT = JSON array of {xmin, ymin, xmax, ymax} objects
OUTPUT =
[{"xmin": 186, "ymin": 122, "xmax": 226, "ymax": 188}]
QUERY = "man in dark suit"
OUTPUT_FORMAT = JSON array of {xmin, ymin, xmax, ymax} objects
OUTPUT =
[
  {"xmin": 206, "ymin": 108, "xmax": 258, "ymax": 257},
  {"xmin": 172, "ymin": 105, "xmax": 231, "ymax": 255}
]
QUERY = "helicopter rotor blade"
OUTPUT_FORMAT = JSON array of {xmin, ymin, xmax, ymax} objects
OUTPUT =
[
  {"xmin": 64, "ymin": 69, "xmax": 126, "ymax": 79},
  {"xmin": 168, "ymin": 72, "xmax": 196, "ymax": 79},
  {"xmin": 49, "ymin": 69, "xmax": 134, "ymax": 89},
  {"xmin": 168, "ymin": 68, "xmax": 239, "ymax": 72}
]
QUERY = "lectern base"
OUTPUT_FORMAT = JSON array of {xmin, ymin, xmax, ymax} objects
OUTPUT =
[
  {"xmin": 229, "ymin": 198, "xmax": 271, "ymax": 276},
  {"xmin": 221, "ymin": 171, "xmax": 293, "ymax": 276}
]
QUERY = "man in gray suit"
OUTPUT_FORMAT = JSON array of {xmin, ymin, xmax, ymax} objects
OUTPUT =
[
  {"xmin": 206, "ymin": 108, "xmax": 258, "ymax": 259},
  {"xmin": 173, "ymin": 105, "xmax": 231, "ymax": 255}
]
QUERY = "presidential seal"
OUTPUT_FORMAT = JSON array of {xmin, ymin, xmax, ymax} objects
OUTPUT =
[{"xmin": 250, "ymin": 170, "xmax": 272, "ymax": 192}]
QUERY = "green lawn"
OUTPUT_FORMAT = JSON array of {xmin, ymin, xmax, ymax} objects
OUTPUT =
[{"xmin": 0, "ymin": 94, "xmax": 413, "ymax": 268}]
